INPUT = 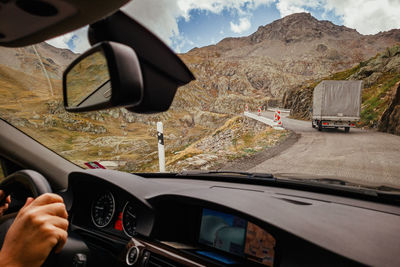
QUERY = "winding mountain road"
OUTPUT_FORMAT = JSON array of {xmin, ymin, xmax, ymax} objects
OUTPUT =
[{"xmin": 249, "ymin": 111, "xmax": 400, "ymax": 188}]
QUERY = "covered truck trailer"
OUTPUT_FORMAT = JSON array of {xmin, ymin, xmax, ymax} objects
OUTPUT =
[{"xmin": 312, "ymin": 80, "xmax": 362, "ymax": 133}]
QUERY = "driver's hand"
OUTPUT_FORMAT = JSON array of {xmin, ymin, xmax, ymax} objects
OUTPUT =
[
  {"xmin": 0, "ymin": 190, "xmax": 11, "ymax": 217},
  {"xmin": 0, "ymin": 193, "xmax": 68, "ymax": 267}
]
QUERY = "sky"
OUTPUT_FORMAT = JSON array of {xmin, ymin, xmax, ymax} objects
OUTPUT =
[{"xmin": 46, "ymin": 0, "xmax": 400, "ymax": 54}]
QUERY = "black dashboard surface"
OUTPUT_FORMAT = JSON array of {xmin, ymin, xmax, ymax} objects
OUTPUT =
[{"xmin": 65, "ymin": 169, "xmax": 400, "ymax": 267}]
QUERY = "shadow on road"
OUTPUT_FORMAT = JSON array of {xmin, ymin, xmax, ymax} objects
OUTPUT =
[{"xmin": 315, "ymin": 127, "xmax": 367, "ymax": 135}]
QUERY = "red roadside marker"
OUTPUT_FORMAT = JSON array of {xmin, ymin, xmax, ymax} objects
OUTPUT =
[{"xmin": 84, "ymin": 161, "xmax": 106, "ymax": 169}]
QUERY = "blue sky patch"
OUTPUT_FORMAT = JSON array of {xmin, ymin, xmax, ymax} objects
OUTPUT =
[{"xmin": 170, "ymin": 4, "xmax": 343, "ymax": 53}]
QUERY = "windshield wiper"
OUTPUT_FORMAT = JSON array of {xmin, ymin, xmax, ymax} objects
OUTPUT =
[
  {"xmin": 176, "ymin": 170, "xmax": 275, "ymax": 179},
  {"xmin": 285, "ymin": 177, "xmax": 400, "ymax": 202},
  {"xmin": 301, "ymin": 178, "xmax": 400, "ymax": 193}
]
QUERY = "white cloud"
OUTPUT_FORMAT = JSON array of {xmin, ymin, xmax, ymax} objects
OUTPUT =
[
  {"xmin": 172, "ymin": 34, "xmax": 195, "ymax": 53},
  {"xmin": 46, "ymin": 26, "xmax": 90, "ymax": 53},
  {"xmin": 46, "ymin": 0, "xmax": 400, "ymax": 52},
  {"xmin": 325, "ymin": 0, "xmax": 400, "ymax": 34},
  {"xmin": 176, "ymin": 0, "xmax": 274, "ymax": 20},
  {"xmin": 122, "ymin": 0, "xmax": 274, "ymax": 46},
  {"xmin": 45, "ymin": 0, "xmax": 274, "ymax": 52},
  {"xmin": 275, "ymin": 0, "xmax": 400, "ymax": 34},
  {"xmin": 276, "ymin": 0, "xmax": 307, "ymax": 17},
  {"xmin": 46, "ymin": 34, "xmax": 71, "ymax": 50},
  {"xmin": 122, "ymin": 0, "xmax": 181, "ymax": 46},
  {"xmin": 230, "ymin": 17, "xmax": 252, "ymax": 33}
]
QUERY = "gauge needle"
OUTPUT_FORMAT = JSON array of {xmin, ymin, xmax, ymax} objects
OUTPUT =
[
  {"xmin": 95, "ymin": 206, "xmax": 104, "ymax": 210},
  {"xmin": 127, "ymin": 211, "xmax": 136, "ymax": 218}
]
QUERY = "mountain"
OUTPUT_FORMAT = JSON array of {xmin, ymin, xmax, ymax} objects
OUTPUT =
[
  {"xmin": 0, "ymin": 42, "xmax": 77, "ymax": 106},
  {"xmin": 0, "ymin": 42, "xmax": 76, "ymax": 79},
  {"xmin": 1, "ymin": 12, "xmax": 400, "ymax": 172},
  {"xmin": 176, "ymin": 12, "xmax": 400, "ymax": 114}
]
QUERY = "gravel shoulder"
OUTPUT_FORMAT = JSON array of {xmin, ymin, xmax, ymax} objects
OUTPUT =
[{"xmin": 219, "ymin": 131, "xmax": 299, "ymax": 171}]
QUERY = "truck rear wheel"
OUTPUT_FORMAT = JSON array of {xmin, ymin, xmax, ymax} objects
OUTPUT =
[
  {"xmin": 344, "ymin": 127, "xmax": 350, "ymax": 133},
  {"xmin": 318, "ymin": 122, "xmax": 322, "ymax": 131}
]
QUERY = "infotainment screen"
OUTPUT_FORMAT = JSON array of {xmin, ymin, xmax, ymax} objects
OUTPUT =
[{"xmin": 199, "ymin": 208, "xmax": 276, "ymax": 266}]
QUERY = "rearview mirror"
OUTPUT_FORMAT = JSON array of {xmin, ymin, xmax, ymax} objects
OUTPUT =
[
  {"xmin": 63, "ymin": 41, "xmax": 143, "ymax": 112},
  {"xmin": 88, "ymin": 11, "xmax": 195, "ymax": 113}
]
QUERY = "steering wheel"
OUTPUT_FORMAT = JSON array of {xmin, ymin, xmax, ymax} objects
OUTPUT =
[
  {"xmin": 0, "ymin": 169, "xmax": 52, "ymax": 230},
  {"xmin": 0, "ymin": 170, "xmax": 90, "ymax": 267}
]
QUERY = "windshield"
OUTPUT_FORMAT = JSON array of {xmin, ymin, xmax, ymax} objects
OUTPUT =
[{"xmin": 1, "ymin": 1, "xmax": 400, "ymax": 192}]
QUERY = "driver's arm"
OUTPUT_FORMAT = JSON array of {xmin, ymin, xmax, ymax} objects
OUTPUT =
[{"xmin": 0, "ymin": 193, "xmax": 68, "ymax": 267}]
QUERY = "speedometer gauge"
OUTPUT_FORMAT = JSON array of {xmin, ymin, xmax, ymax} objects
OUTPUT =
[
  {"xmin": 122, "ymin": 201, "xmax": 137, "ymax": 237},
  {"xmin": 91, "ymin": 192, "xmax": 115, "ymax": 228}
]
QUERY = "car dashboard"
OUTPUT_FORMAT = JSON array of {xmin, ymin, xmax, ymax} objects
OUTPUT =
[{"xmin": 64, "ymin": 169, "xmax": 400, "ymax": 267}]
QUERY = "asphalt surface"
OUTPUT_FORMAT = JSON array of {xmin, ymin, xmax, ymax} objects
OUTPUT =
[{"xmin": 249, "ymin": 111, "xmax": 400, "ymax": 188}]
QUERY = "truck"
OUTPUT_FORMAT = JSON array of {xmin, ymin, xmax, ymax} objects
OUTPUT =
[{"xmin": 311, "ymin": 80, "xmax": 362, "ymax": 133}]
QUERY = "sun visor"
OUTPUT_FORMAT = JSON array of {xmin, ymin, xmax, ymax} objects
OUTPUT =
[{"xmin": 0, "ymin": 0, "xmax": 129, "ymax": 47}]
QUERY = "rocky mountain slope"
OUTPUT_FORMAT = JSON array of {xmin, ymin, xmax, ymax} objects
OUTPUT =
[
  {"xmin": 283, "ymin": 45, "xmax": 400, "ymax": 135},
  {"xmin": 177, "ymin": 12, "xmax": 400, "ymax": 115},
  {"xmin": 0, "ymin": 40, "xmax": 285, "ymax": 172},
  {"xmin": 1, "ymin": 12, "xmax": 400, "ymax": 172},
  {"xmin": 0, "ymin": 42, "xmax": 76, "ymax": 79}
]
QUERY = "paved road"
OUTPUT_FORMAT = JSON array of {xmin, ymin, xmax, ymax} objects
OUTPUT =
[{"xmin": 249, "ymin": 111, "xmax": 400, "ymax": 188}]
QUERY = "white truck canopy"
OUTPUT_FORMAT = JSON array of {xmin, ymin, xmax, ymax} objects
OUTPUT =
[{"xmin": 312, "ymin": 80, "xmax": 362, "ymax": 120}]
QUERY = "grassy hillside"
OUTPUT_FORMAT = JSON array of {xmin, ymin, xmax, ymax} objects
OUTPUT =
[{"xmin": 0, "ymin": 58, "xmax": 287, "ymax": 172}]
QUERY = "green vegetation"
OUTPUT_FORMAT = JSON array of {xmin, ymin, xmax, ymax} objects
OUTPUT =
[
  {"xmin": 328, "ymin": 65, "xmax": 361, "ymax": 81},
  {"xmin": 288, "ymin": 45, "xmax": 400, "ymax": 130},
  {"xmin": 360, "ymin": 73, "xmax": 400, "ymax": 126},
  {"xmin": 243, "ymin": 148, "xmax": 257, "ymax": 154},
  {"xmin": 242, "ymin": 133, "xmax": 254, "ymax": 146}
]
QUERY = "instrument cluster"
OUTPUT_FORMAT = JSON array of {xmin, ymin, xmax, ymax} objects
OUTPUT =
[{"xmin": 90, "ymin": 191, "xmax": 138, "ymax": 238}]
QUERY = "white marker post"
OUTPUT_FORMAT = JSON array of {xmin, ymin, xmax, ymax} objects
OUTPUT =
[{"xmin": 157, "ymin": 122, "xmax": 165, "ymax": 172}]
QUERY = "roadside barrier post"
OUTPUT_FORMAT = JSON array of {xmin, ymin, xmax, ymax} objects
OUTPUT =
[
  {"xmin": 258, "ymin": 106, "xmax": 261, "ymax": 116},
  {"xmin": 157, "ymin": 122, "xmax": 165, "ymax": 172},
  {"xmin": 276, "ymin": 110, "xmax": 283, "ymax": 126},
  {"xmin": 245, "ymin": 104, "xmax": 248, "ymax": 112}
]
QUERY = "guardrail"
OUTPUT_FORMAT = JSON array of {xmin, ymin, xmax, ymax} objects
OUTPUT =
[
  {"xmin": 243, "ymin": 111, "xmax": 284, "ymax": 130},
  {"xmin": 267, "ymin": 107, "xmax": 290, "ymax": 113}
]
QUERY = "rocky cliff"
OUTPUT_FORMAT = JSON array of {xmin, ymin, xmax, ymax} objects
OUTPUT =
[
  {"xmin": 378, "ymin": 82, "xmax": 400, "ymax": 134},
  {"xmin": 176, "ymin": 12, "xmax": 400, "ymax": 115},
  {"xmin": 283, "ymin": 45, "xmax": 400, "ymax": 135}
]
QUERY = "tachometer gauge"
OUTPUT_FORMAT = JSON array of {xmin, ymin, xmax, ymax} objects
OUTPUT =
[
  {"xmin": 122, "ymin": 201, "xmax": 137, "ymax": 237},
  {"xmin": 91, "ymin": 192, "xmax": 115, "ymax": 228}
]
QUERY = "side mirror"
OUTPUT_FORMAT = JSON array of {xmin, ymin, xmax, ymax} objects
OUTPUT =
[{"xmin": 63, "ymin": 41, "xmax": 143, "ymax": 112}]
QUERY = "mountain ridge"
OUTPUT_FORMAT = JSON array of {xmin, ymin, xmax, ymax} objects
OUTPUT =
[
  {"xmin": 177, "ymin": 12, "xmax": 400, "ymax": 113},
  {"xmin": 188, "ymin": 12, "xmax": 400, "ymax": 58}
]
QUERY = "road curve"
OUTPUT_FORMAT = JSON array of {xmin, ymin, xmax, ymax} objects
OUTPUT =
[{"xmin": 249, "ymin": 111, "xmax": 400, "ymax": 188}]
